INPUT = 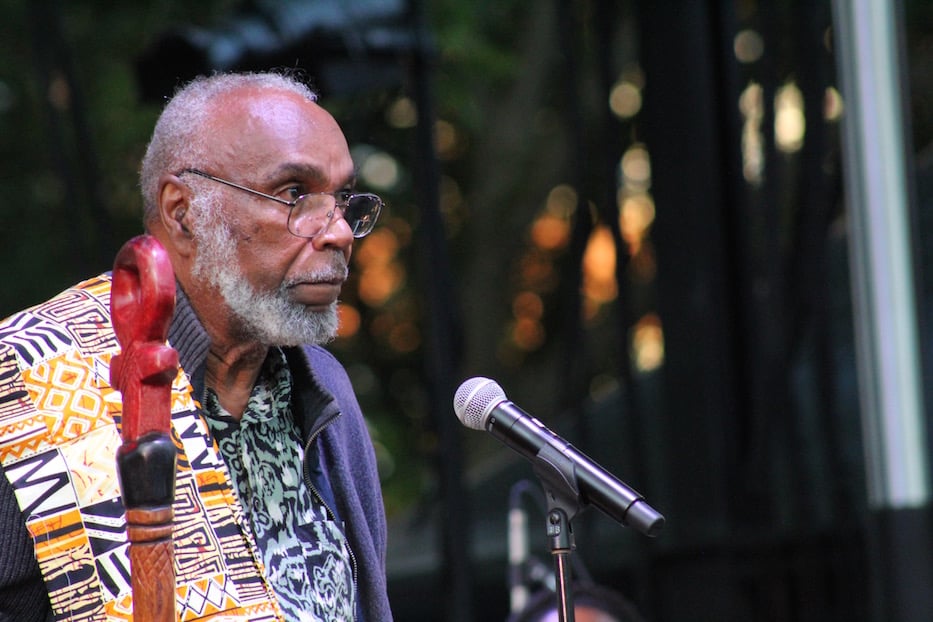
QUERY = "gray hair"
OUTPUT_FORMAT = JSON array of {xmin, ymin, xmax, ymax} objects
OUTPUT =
[{"xmin": 138, "ymin": 71, "xmax": 318, "ymax": 226}]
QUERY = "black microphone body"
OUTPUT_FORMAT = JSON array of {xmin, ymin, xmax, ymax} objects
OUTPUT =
[{"xmin": 455, "ymin": 378, "xmax": 664, "ymax": 537}]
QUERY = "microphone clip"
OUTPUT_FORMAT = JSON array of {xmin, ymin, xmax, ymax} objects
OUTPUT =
[
  {"xmin": 534, "ymin": 442, "xmax": 586, "ymax": 530},
  {"xmin": 532, "ymin": 442, "xmax": 585, "ymax": 620}
]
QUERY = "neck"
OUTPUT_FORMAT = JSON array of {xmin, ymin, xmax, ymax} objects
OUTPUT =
[
  {"xmin": 204, "ymin": 340, "xmax": 269, "ymax": 421},
  {"xmin": 179, "ymin": 277, "xmax": 275, "ymax": 420},
  {"xmin": 193, "ymin": 289, "xmax": 269, "ymax": 420}
]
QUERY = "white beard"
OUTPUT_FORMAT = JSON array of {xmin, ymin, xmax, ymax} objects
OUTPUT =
[{"xmin": 188, "ymin": 191, "xmax": 345, "ymax": 346}]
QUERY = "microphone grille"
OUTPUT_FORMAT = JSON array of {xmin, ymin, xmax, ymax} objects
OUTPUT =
[{"xmin": 453, "ymin": 377, "xmax": 507, "ymax": 430}]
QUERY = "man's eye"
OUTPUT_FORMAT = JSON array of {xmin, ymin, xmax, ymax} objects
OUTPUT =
[
  {"xmin": 336, "ymin": 190, "xmax": 353, "ymax": 203},
  {"xmin": 284, "ymin": 186, "xmax": 304, "ymax": 200}
]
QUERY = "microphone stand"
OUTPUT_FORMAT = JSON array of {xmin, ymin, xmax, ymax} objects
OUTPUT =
[
  {"xmin": 546, "ymin": 506, "xmax": 576, "ymax": 622},
  {"xmin": 533, "ymin": 442, "xmax": 588, "ymax": 622}
]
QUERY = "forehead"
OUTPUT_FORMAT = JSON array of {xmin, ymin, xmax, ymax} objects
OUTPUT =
[{"xmin": 205, "ymin": 87, "xmax": 353, "ymax": 181}]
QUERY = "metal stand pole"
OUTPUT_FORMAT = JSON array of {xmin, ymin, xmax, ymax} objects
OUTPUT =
[{"xmin": 547, "ymin": 507, "xmax": 576, "ymax": 622}]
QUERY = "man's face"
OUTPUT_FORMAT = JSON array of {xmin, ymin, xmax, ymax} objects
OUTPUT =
[
  {"xmin": 188, "ymin": 187, "xmax": 346, "ymax": 346},
  {"xmin": 187, "ymin": 89, "xmax": 357, "ymax": 346}
]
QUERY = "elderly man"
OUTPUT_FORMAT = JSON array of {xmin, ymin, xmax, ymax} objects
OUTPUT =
[{"xmin": 0, "ymin": 71, "xmax": 392, "ymax": 621}]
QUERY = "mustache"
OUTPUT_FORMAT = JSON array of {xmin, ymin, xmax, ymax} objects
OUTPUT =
[{"xmin": 283, "ymin": 253, "xmax": 349, "ymax": 287}]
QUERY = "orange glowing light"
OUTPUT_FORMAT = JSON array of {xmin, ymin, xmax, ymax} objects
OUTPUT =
[
  {"xmin": 337, "ymin": 304, "xmax": 361, "ymax": 338},
  {"xmin": 582, "ymin": 225, "xmax": 618, "ymax": 304},
  {"xmin": 388, "ymin": 322, "xmax": 421, "ymax": 353},
  {"xmin": 619, "ymin": 193, "xmax": 655, "ymax": 254},
  {"xmin": 631, "ymin": 314, "xmax": 665, "ymax": 372},
  {"xmin": 512, "ymin": 291, "xmax": 544, "ymax": 320},
  {"xmin": 530, "ymin": 213, "xmax": 570, "ymax": 250},
  {"xmin": 511, "ymin": 318, "xmax": 545, "ymax": 351},
  {"xmin": 355, "ymin": 229, "xmax": 399, "ymax": 268},
  {"xmin": 359, "ymin": 263, "xmax": 405, "ymax": 307}
]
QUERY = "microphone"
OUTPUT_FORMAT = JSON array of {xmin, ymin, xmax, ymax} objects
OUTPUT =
[{"xmin": 454, "ymin": 377, "xmax": 664, "ymax": 537}]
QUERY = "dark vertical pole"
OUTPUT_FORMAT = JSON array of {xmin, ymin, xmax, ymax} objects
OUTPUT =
[
  {"xmin": 27, "ymin": 0, "xmax": 115, "ymax": 271},
  {"xmin": 636, "ymin": 0, "xmax": 744, "ymax": 618},
  {"xmin": 555, "ymin": 0, "xmax": 592, "ymax": 414},
  {"xmin": 408, "ymin": 2, "xmax": 473, "ymax": 620}
]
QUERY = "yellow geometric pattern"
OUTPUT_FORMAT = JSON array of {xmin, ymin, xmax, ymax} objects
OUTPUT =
[
  {"xmin": 60, "ymin": 424, "xmax": 122, "ymax": 508},
  {"xmin": 0, "ymin": 274, "xmax": 284, "ymax": 621}
]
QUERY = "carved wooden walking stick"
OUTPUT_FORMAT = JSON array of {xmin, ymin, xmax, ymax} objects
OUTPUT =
[{"xmin": 110, "ymin": 234, "xmax": 179, "ymax": 622}]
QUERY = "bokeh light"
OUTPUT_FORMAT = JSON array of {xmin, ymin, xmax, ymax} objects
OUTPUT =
[
  {"xmin": 359, "ymin": 149, "xmax": 400, "ymax": 190},
  {"xmin": 337, "ymin": 303, "xmax": 361, "ymax": 338},
  {"xmin": 739, "ymin": 81, "xmax": 764, "ymax": 185},
  {"xmin": 631, "ymin": 313, "xmax": 664, "ymax": 373},
  {"xmin": 620, "ymin": 145, "xmax": 651, "ymax": 192},
  {"xmin": 609, "ymin": 81, "xmax": 642, "ymax": 119},
  {"xmin": 512, "ymin": 291, "xmax": 544, "ymax": 321},
  {"xmin": 618, "ymin": 192, "xmax": 655, "ymax": 255},
  {"xmin": 386, "ymin": 96, "xmax": 417, "ymax": 129},
  {"xmin": 510, "ymin": 316, "xmax": 546, "ymax": 351},
  {"xmin": 356, "ymin": 228, "xmax": 405, "ymax": 307},
  {"xmin": 734, "ymin": 29, "xmax": 764, "ymax": 64},
  {"xmin": 388, "ymin": 321, "xmax": 421, "ymax": 353},
  {"xmin": 546, "ymin": 183, "xmax": 578, "ymax": 218},
  {"xmin": 530, "ymin": 211, "xmax": 570, "ymax": 251},
  {"xmin": 824, "ymin": 86, "xmax": 844, "ymax": 121},
  {"xmin": 435, "ymin": 119, "xmax": 466, "ymax": 160},
  {"xmin": 775, "ymin": 81, "xmax": 805, "ymax": 153},
  {"xmin": 582, "ymin": 224, "xmax": 618, "ymax": 312}
]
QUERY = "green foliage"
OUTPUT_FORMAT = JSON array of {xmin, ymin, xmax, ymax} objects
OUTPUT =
[
  {"xmin": 0, "ymin": 0, "xmax": 237, "ymax": 314},
  {"xmin": 426, "ymin": 0, "xmax": 529, "ymax": 130}
]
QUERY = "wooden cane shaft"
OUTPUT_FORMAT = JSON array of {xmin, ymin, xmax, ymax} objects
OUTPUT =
[
  {"xmin": 129, "ymin": 538, "xmax": 176, "ymax": 622},
  {"xmin": 127, "ymin": 505, "xmax": 174, "ymax": 621},
  {"xmin": 126, "ymin": 507, "xmax": 174, "ymax": 542}
]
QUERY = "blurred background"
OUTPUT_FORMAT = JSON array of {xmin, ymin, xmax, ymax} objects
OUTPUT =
[{"xmin": 3, "ymin": 0, "xmax": 933, "ymax": 620}]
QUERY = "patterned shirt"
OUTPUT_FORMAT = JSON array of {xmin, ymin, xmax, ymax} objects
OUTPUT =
[{"xmin": 203, "ymin": 349, "xmax": 356, "ymax": 621}]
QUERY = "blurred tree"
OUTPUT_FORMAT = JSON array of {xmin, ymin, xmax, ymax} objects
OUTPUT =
[{"xmin": 0, "ymin": 0, "xmax": 238, "ymax": 313}]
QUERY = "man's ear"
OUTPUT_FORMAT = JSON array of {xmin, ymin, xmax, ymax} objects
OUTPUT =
[{"xmin": 156, "ymin": 173, "xmax": 196, "ymax": 255}]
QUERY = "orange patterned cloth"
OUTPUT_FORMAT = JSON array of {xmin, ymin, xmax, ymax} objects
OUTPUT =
[{"xmin": 0, "ymin": 275, "xmax": 284, "ymax": 621}]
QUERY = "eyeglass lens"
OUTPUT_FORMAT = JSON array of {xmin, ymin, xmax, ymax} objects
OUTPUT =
[{"xmin": 288, "ymin": 193, "xmax": 381, "ymax": 238}]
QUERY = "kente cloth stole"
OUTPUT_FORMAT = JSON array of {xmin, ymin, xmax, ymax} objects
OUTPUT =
[{"xmin": 0, "ymin": 274, "xmax": 284, "ymax": 621}]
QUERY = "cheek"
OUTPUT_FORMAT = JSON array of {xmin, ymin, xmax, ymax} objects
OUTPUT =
[
  {"xmin": 236, "ymin": 236, "xmax": 304, "ymax": 282},
  {"xmin": 227, "ymin": 205, "xmax": 286, "ymax": 241},
  {"xmin": 231, "ymin": 220, "xmax": 268, "ymax": 243},
  {"xmin": 228, "ymin": 215, "xmax": 289, "ymax": 255}
]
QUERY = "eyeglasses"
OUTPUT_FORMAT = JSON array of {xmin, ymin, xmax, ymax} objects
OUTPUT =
[{"xmin": 179, "ymin": 168, "xmax": 382, "ymax": 239}]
